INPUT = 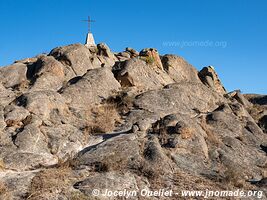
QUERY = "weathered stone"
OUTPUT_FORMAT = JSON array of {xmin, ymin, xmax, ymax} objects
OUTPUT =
[
  {"xmin": 244, "ymin": 94, "xmax": 267, "ymax": 134},
  {"xmin": 97, "ymin": 43, "xmax": 114, "ymax": 58},
  {"xmin": 117, "ymin": 51, "xmax": 131, "ymax": 58},
  {"xmin": 134, "ymin": 82, "xmax": 222, "ymax": 117},
  {"xmin": 198, "ymin": 66, "xmax": 226, "ymax": 94},
  {"xmin": 114, "ymin": 58, "xmax": 174, "ymax": 89},
  {"xmin": 0, "ymin": 83, "xmax": 15, "ymax": 106},
  {"xmin": 49, "ymin": 43, "xmax": 95, "ymax": 79},
  {"xmin": 161, "ymin": 54, "xmax": 201, "ymax": 83},
  {"xmin": 18, "ymin": 91, "xmax": 68, "ymax": 122},
  {"xmin": 14, "ymin": 124, "xmax": 49, "ymax": 153},
  {"xmin": 29, "ymin": 56, "xmax": 65, "ymax": 91},
  {"xmin": 0, "ymin": 42, "xmax": 266, "ymax": 199},
  {"xmin": 97, "ymin": 43, "xmax": 116, "ymax": 67},
  {"xmin": 140, "ymin": 48, "xmax": 163, "ymax": 70},
  {"xmin": 4, "ymin": 105, "xmax": 30, "ymax": 127},
  {"xmin": 245, "ymin": 94, "xmax": 267, "ymax": 105},
  {"xmin": 3, "ymin": 152, "xmax": 57, "ymax": 171},
  {"xmin": 126, "ymin": 47, "xmax": 139, "ymax": 57},
  {"xmin": 0, "ymin": 63, "xmax": 27, "ymax": 88},
  {"xmin": 259, "ymin": 115, "xmax": 267, "ymax": 133},
  {"xmin": 14, "ymin": 57, "xmax": 38, "ymax": 64},
  {"xmin": 74, "ymin": 172, "xmax": 139, "ymax": 200},
  {"xmin": 115, "ymin": 55, "xmax": 129, "ymax": 62},
  {"xmin": 41, "ymin": 124, "xmax": 84, "ymax": 159},
  {"xmin": 0, "ymin": 170, "xmax": 38, "ymax": 200},
  {"xmin": 74, "ymin": 134, "xmax": 141, "ymax": 171},
  {"xmin": 62, "ymin": 67, "xmax": 120, "ymax": 111}
]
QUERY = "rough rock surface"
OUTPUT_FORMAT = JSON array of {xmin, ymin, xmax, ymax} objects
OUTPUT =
[
  {"xmin": 161, "ymin": 54, "xmax": 201, "ymax": 83},
  {"xmin": 199, "ymin": 66, "xmax": 226, "ymax": 94},
  {"xmin": 245, "ymin": 94, "xmax": 267, "ymax": 133},
  {"xmin": 49, "ymin": 43, "xmax": 95, "ymax": 79},
  {"xmin": 140, "ymin": 48, "xmax": 163, "ymax": 70},
  {"xmin": 0, "ymin": 63, "xmax": 27, "ymax": 89},
  {"xmin": 0, "ymin": 43, "xmax": 266, "ymax": 200},
  {"xmin": 113, "ymin": 58, "xmax": 174, "ymax": 90}
]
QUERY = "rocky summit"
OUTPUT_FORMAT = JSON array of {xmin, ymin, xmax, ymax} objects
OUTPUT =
[{"xmin": 0, "ymin": 43, "xmax": 266, "ymax": 200}]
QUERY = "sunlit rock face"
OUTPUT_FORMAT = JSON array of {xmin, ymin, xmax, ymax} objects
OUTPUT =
[{"xmin": 0, "ymin": 43, "xmax": 266, "ymax": 199}]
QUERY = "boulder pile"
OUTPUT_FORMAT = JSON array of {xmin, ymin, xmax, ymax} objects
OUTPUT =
[{"xmin": 0, "ymin": 43, "xmax": 266, "ymax": 200}]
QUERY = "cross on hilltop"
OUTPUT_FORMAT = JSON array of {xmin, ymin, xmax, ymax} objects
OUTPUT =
[
  {"xmin": 82, "ymin": 16, "xmax": 95, "ymax": 33},
  {"xmin": 82, "ymin": 16, "xmax": 96, "ymax": 47}
]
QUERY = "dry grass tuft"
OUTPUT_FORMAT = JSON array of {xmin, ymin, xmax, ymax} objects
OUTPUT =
[
  {"xmin": 140, "ymin": 56, "xmax": 155, "ymax": 65},
  {"xmin": 0, "ymin": 159, "xmax": 6, "ymax": 171},
  {"xmin": 27, "ymin": 166, "xmax": 74, "ymax": 200},
  {"xmin": 223, "ymin": 167, "xmax": 245, "ymax": 188},
  {"xmin": 199, "ymin": 117, "xmax": 221, "ymax": 146},
  {"xmin": 89, "ymin": 104, "xmax": 122, "ymax": 134},
  {"xmin": 0, "ymin": 181, "xmax": 12, "ymax": 200},
  {"xmin": 105, "ymin": 91, "xmax": 135, "ymax": 115},
  {"xmin": 70, "ymin": 191, "xmax": 91, "ymax": 200},
  {"xmin": 179, "ymin": 127, "xmax": 194, "ymax": 139}
]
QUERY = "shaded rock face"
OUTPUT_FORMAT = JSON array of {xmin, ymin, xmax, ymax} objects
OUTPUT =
[
  {"xmin": 28, "ymin": 56, "xmax": 65, "ymax": 91},
  {"xmin": 259, "ymin": 115, "xmax": 267, "ymax": 133},
  {"xmin": 96, "ymin": 43, "xmax": 117, "ymax": 67},
  {"xmin": 245, "ymin": 94, "xmax": 267, "ymax": 134},
  {"xmin": 0, "ymin": 43, "xmax": 266, "ymax": 199},
  {"xmin": 198, "ymin": 66, "xmax": 226, "ymax": 94}
]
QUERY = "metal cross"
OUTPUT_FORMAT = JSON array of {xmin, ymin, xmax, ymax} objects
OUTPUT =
[{"xmin": 82, "ymin": 16, "xmax": 95, "ymax": 33}]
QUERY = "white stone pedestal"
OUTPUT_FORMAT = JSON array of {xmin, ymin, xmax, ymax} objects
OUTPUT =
[{"xmin": 85, "ymin": 33, "xmax": 96, "ymax": 47}]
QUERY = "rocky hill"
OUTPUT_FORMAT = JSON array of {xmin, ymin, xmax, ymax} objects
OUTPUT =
[{"xmin": 0, "ymin": 43, "xmax": 266, "ymax": 199}]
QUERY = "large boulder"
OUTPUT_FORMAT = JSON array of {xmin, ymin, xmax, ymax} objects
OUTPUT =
[
  {"xmin": 0, "ymin": 83, "xmax": 15, "ymax": 106},
  {"xmin": 73, "ymin": 172, "xmax": 140, "ymax": 200},
  {"xmin": 114, "ymin": 58, "xmax": 174, "ymax": 90},
  {"xmin": 115, "ymin": 51, "xmax": 131, "ymax": 62},
  {"xmin": 115, "ymin": 48, "xmax": 139, "ymax": 62},
  {"xmin": 198, "ymin": 66, "xmax": 226, "ymax": 94},
  {"xmin": 139, "ymin": 48, "xmax": 163, "ymax": 70},
  {"xmin": 0, "ymin": 170, "xmax": 38, "ymax": 200},
  {"xmin": 0, "ymin": 42, "xmax": 267, "ymax": 199},
  {"xmin": 62, "ymin": 67, "xmax": 121, "ymax": 112},
  {"xmin": 126, "ymin": 47, "xmax": 139, "ymax": 57},
  {"xmin": 16, "ymin": 90, "xmax": 69, "ymax": 122},
  {"xmin": 259, "ymin": 115, "xmax": 267, "ymax": 133},
  {"xmin": 40, "ymin": 124, "xmax": 85, "ymax": 159},
  {"xmin": 134, "ymin": 82, "xmax": 223, "ymax": 117},
  {"xmin": 245, "ymin": 94, "xmax": 267, "ymax": 133},
  {"xmin": 49, "ymin": 43, "xmax": 95, "ymax": 79},
  {"xmin": 97, "ymin": 43, "xmax": 115, "ymax": 59},
  {"xmin": 97, "ymin": 43, "xmax": 117, "ymax": 67},
  {"xmin": 245, "ymin": 94, "xmax": 267, "ymax": 105},
  {"xmin": 74, "ymin": 134, "xmax": 141, "ymax": 171},
  {"xmin": 226, "ymin": 90, "xmax": 252, "ymax": 108},
  {"xmin": 161, "ymin": 54, "xmax": 201, "ymax": 83},
  {"xmin": 0, "ymin": 63, "xmax": 27, "ymax": 88},
  {"xmin": 4, "ymin": 105, "xmax": 30, "ymax": 127},
  {"xmin": 28, "ymin": 56, "xmax": 65, "ymax": 91}
]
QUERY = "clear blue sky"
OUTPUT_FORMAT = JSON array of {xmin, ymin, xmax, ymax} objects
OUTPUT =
[{"xmin": 0, "ymin": 0, "xmax": 266, "ymax": 94}]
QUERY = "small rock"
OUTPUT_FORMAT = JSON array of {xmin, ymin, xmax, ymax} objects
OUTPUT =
[
  {"xmin": 125, "ymin": 47, "xmax": 139, "ymax": 57},
  {"xmin": 140, "ymin": 48, "xmax": 163, "ymax": 70}
]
